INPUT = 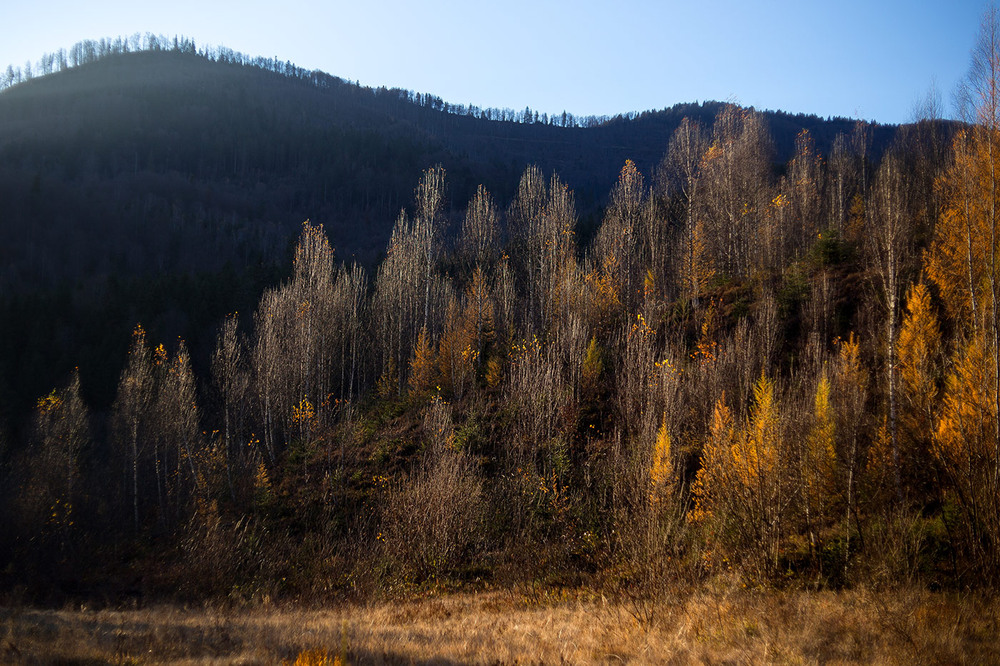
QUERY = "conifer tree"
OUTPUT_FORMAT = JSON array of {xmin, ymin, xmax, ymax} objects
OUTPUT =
[
  {"xmin": 802, "ymin": 371, "xmax": 837, "ymax": 558},
  {"xmin": 896, "ymin": 282, "xmax": 942, "ymax": 497}
]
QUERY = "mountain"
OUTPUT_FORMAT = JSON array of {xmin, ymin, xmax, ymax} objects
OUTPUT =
[
  {"xmin": 0, "ymin": 47, "xmax": 899, "ymax": 288},
  {"xmin": 0, "ymin": 44, "xmax": 899, "ymax": 421}
]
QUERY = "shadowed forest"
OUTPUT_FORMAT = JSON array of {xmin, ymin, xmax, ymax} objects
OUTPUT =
[
  {"xmin": 3, "ymin": 21, "xmax": 1000, "ymax": 657},
  {"xmin": 0, "ymin": 34, "xmax": 897, "ymax": 424}
]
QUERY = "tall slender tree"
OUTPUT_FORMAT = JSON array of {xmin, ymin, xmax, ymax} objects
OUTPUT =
[
  {"xmin": 111, "ymin": 325, "xmax": 155, "ymax": 533},
  {"xmin": 865, "ymin": 148, "xmax": 912, "ymax": 501}
]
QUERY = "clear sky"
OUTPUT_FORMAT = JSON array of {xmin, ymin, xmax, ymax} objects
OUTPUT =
[{"xmin": 0, "ymin": 0, "xmax": 990, "ymax": 124}]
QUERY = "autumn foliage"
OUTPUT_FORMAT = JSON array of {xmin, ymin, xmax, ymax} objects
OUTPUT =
[{"xmin": 9, "ymin": 14, "xmax": 1000, "ymax": 602}]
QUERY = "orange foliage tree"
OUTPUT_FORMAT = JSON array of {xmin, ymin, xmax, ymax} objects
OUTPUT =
[
  {"xmin": 925, "ymin": 6, "xmax": 1000, "ymax": 582},
  {"xmin": 895, "ymin": 282, "xmax": 942, "ymax": 498},
  {"xmin": 691, "ymin": 375, "xmax": 788, "ymax": 578}
]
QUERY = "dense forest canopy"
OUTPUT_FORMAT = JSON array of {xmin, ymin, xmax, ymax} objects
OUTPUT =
[{"xmin": 3, "ymin": 27, "xmax": 994, "ymax": 604}]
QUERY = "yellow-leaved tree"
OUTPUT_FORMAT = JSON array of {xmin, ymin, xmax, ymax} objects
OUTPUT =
[
  {"xmin": 831, "ymin": 333, "xmax": 867, "ymax": 579},
  {"xmin": 691, "ymin": 375, "xmax": 787, "ymax": 578},
  {"xmin": 690, "ymin": 394, "xmax": 736, "ymax": 570},
  {"xmin": 924, "ymin": 6, "xmax": 1000, "ymax": 582},
  {"xmin": 436, "ymin": 297, "xmax": 476, "ymax": 399},
  {"xmin": 802, "ymin": 371, "xmax": 837, "ymax": 559},
  {"xmin": 649, "ymin": 416, "xmax": 674, "ymax": 507},
  {"xmin": 895, "ymin": 282, "xmax": 942, "ymax": 499},
  {"xmin": 933, "ymin": 335, "xmax": 999, "ymax": 579},
  {"xmin": 738, "ymin": 374, "xmax": 784, "ymax": 576},
  {"xmin": 409, "ymin": 326, "xmax": 436, "ymax": 397}
]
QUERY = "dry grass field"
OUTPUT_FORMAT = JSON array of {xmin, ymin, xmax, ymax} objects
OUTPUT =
[{"xmin": 1, "ymin": 585, "xmax": 998, "ymax": 664}]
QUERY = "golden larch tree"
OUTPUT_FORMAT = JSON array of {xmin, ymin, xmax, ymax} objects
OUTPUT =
[
  {"xmin": 802, "ymin": 371, "xmax": 837, "ymax": 555},
  {"xmin": 896, "ymin": 281, "xmax": 942, "ymax": 497}
]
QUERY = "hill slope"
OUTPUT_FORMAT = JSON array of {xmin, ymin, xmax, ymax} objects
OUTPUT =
[
  {"xmin": 0, "ymin": 45, "xmax": 899, "ymax": 417},
  {"xmin": 0, "ymin": 48, "xmax": 897, "ymax": 289}
]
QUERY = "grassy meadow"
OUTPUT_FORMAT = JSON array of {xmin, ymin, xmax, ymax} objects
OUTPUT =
[{"xmin": 2, "ymin": 585, "xmax": 998, "ymax": 664}]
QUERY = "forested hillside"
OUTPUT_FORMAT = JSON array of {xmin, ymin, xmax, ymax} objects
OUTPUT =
[
  {"xmin": 0, "ymin": 39, "xmax": 901, "ymax": 423},
  {"xmin": 0, "ymin": 37, "xmax": 894, "ymax": 291},
  {"xmin": 4, "ymin": 34, "xmax": 995, "ymax": 605}
]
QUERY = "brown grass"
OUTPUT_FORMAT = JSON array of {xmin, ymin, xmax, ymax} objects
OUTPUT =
[{"xmin": 1, "ymin": 585, "xmax": 998, "ymax": 664}]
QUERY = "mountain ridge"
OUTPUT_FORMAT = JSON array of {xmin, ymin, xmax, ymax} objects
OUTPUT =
[{"xmin": 0, "ymin": 46, "xmax": 902, "ymax": 285}]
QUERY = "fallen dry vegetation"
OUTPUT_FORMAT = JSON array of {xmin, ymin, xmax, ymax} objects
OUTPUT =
[{"xmin": 1, "ymin": 585, "xmax": 998, "ymax": 664}]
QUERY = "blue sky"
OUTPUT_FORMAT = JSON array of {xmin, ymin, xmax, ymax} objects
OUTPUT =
[{"xmin": 1, "ymin": 0, "xmax": 989, "ymax": 124}]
